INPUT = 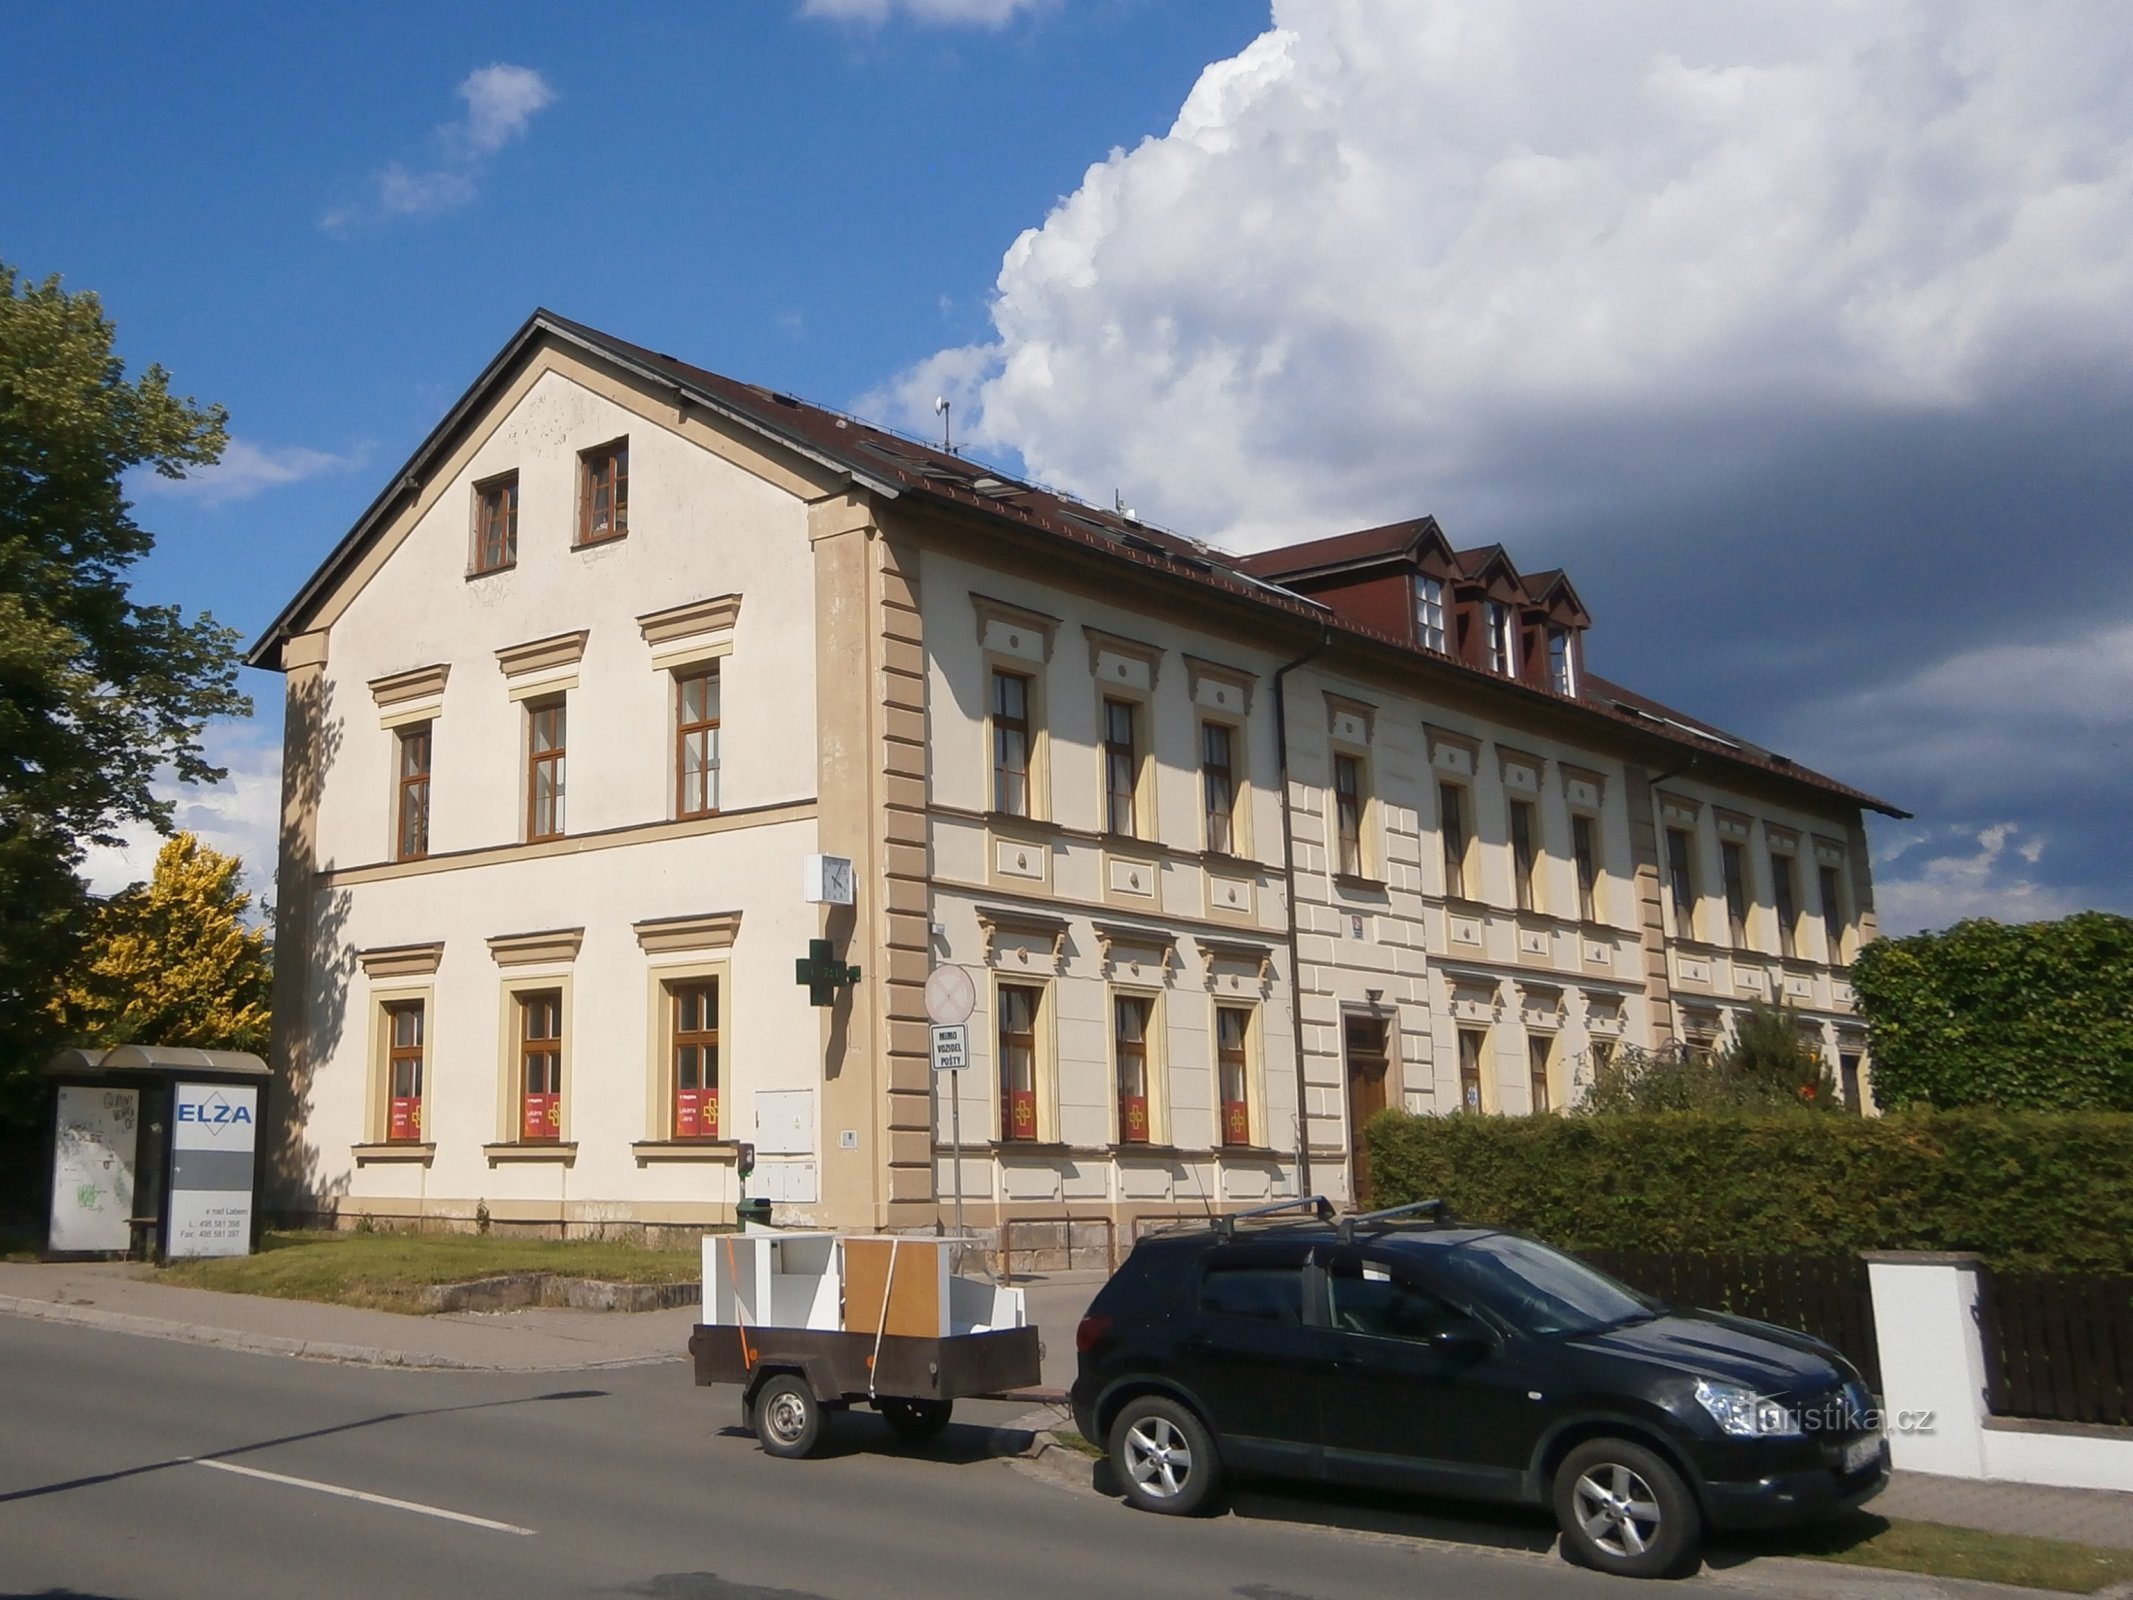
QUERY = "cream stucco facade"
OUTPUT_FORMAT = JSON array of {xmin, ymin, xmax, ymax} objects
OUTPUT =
[{"xmin": 253, "ymin": 311, "xmax": 1893, "ymax": 1238}]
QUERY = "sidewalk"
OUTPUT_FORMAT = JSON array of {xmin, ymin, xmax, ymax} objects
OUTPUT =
[
  {"xmin": 0, "ymin": 1259, "xmax": 696, "ymax": 1371},
  {"xmin": 4, "ymin": 1258, "xmax": 2129, "ymax": 1555}
]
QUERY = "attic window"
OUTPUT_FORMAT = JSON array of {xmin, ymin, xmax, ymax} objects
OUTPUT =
[
  {"xmin": 1547, "ymin": 627, "xmax": 1576, "ymax": 696},
  {"xmin": 1415, "ymin": 575, "xmax": 1446, "ymax": 652},
  {"xmin": 1487, "ymin": 601, "xmax": 1516, "ymax": 674}
]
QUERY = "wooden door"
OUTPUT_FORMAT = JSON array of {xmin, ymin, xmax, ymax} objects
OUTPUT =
[{"xmin": 1344, "ymin": 1016, "xmax": 1391, "ymax": 1208}]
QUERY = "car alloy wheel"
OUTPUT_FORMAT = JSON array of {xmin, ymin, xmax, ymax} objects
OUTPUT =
[
  {"xmin": 1109, "ymin": 1395, "xmax": 1221, "ymax": 1517},
  {"xmin": 1553, "ymin": 1437, "xmax": 1701, "ymax": 1579}
]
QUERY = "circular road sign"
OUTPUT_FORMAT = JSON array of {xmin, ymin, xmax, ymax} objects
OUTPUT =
[{"xmin": 923, "ymin": 964, "xmax": 977, "ymax": 1026}]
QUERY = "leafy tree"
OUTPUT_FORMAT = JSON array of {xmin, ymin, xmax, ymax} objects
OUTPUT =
[
  {"xmin": 0, "ymin": 263, "xmax": 245, "ymax": 1146},
  {"xmin": 1851, "ymin": 913, "xmax": 2133, "ymax": 1111},
  {"xmin": 1578, "ymin": 1003, "xmax": 1839, "ymax": 1114},
  {"xmin": 53, "ymin": 833, "xmax": 271, "ymax": 1054}
]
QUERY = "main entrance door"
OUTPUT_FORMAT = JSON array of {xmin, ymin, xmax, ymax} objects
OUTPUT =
[{"xmin": 1344, "ymin": 1015, "xmax": 1391, "ymax": 1208}]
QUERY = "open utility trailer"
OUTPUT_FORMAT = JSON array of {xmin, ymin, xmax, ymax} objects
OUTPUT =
[{"xmin": 689, "ymin": 1231, "xmax": 1041, "ymax": 1457}]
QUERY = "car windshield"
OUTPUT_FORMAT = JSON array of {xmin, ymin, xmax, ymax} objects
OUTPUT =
[{"xmin": 1424, "ymin": 1235, "xmax": 1659, "ymax": 1337}]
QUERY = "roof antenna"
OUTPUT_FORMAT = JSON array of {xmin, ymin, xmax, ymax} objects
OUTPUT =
[
  {"xmin": 1114, "ymin": 489, "xmax": 1135, "ymax": 520},
  {"xmin": 934, "ymin": 395, "xmax": 952, "ymax": 454}
]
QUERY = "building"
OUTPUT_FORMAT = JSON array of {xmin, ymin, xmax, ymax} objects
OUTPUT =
[{"xmin": 248, "ymin": 310, "xmax": 1902, "ymax": 1237}]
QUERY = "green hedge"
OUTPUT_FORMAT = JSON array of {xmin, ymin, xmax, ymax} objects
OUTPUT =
[
  {"xmin": 1362, "ymin": 1109, "xmax": 2133, "ymax": 1273},
  {"xmin": 1850, "ymin": 913, "xmax": 2133, "ymax": 1111}
]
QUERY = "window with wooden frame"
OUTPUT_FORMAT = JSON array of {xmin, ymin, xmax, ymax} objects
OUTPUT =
[
  {"xmin": 991, "ymin": 669, "xmax": 1032, "ymax": 817},
  {"xmin": 1216, "ymin": 1005, "xmax": 1252, "ymax": 1147},
  {"xmin": 1590, "ymin": 1037, "xmax": 1617, "ymax": 1078},
  {"xmin": 577, "ymin": 439, "xmax": 629, "ymax": 545},
  {"xmin": 395, "ymin": 722, "xmax": 432, "ymax": 861},
  {"xmin": 1665, "ymin": 827, "xmax": 1698, "ymax": 939},
  {"xmin": 1415, "ymin": 574, "xmax": 1448, "ymax": 652},
  {"xmin": 1547, "ymin": 627, "xmax": 1577, "ymax": 696},
  {"xmin": 1528, "ymin": 1034, "xmax": 1553, "ymax": 1113},
  {"xmin": 1439, "ymin": 781, "xmax": 1472, "ymax": 898},
  {"xmin": 1770, "ymin": 849, "xmax": 1800, "ymax": 959},
  {"xmin": 1333, "ymin": 754, "xmax": 1365, "ymax": 878},
  {"xmin": 1509, "ymin": 799, "xmax": 1539, "ymax": 911},
  {"xmin": 1571, "ymin": 813, "xmax": 1600, "ymax": 923},
  {"xmin": 669, "ymin": 978, "xmax": 719, "ymax": 1139},
  {"xmin": 998, "ymin": 983, "xmax": 1042, "ymax": 1142},
  {"xmin": 385, "ymin": 1000, "xmax": 425, "ymax": 1142},
  {"xmin": 1201, "ymin": 721, "xmax": 1237, "ymax": 855},
  {"xmin": 1103, "ymin": 697, "xmax": 1141, "ymax": 837},
  {"xmin": 527, "ymin": 699, "xmax": 566, "ymax": 840},
  {"xmin": 1819, "ymin": 864, "xmax": 1848, "ymax": 962},
  {"xmin": 675, "ymin": 668, "xmax": 720, "ymax": 819},
  {"xmin": 1457, "ymin": 1027, "xmax": 1487, "ymax": 1112},
  {"xmin": 472, "ymin": 472, "xmax": 517, "ymax": 573},
  {"xmin": 1113, "ymin": 994, "xmax": 1153, "ymax": 1145},
  {"xmin": 517, "ymin": 989, "xmax": 563, "ymax": 1142},
  {"xmin": 1721, "ymin": 840, "xmax": 1750, "ymax": 947},
  {"xmin": 1487, "ymin": 601, "xmax": 1516, "ymax": 674}
]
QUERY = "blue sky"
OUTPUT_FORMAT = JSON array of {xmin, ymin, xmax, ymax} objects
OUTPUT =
[{"xmin": 8, "ymin": 1, "xmax": 2131, "ymax": 931}]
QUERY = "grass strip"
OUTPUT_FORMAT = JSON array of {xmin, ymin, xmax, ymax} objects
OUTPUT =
[
  {"xmin": 156, "ymin": 1228, "xmax": 701, "ymax": 1313},
  {"xmin": 1755, "ymin": 1512, "xmax": 2133, "ymax": 1595}
]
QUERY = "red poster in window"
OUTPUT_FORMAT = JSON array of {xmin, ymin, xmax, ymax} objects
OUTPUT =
[
  {"xmin": 1120, "ymin": 1094, "xmax": 1149, "ymax": 1143},
  {"xmin": 389, "ymin": 1096, "xmax": 423, "ymax": 1143},
  {"xmin": 1006, "ymin": 1087, "xmax": 1037, "ymax": 1141},
  {"xmin": 674, "ymin": 1087, "xmax": 718, "ymax": 1140},
  {"xmin": 1222, "ymin": 1099, "xmax": 1250, "ymax": 1146},
  {"xmin": 522, "ymin": 1092, "xmax": 560, "ymax": 1142}
]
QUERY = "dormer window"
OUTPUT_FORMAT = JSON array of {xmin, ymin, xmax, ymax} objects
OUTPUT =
[
  {"xmin": 1547, "ymin": 627, "xmax": 1577, "ymax": 696},
  {"xmin": 1415, "ymin": 575, "xmax": 1447, "ymax": 652},
  {"xmin": 1487, "ymin": 601, "xmax": 1516, "ymax": 674}
]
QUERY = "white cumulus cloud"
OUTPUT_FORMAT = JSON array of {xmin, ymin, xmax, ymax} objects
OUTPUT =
[
  {"xmin": 134, "ymin": 437, "xmax": 363, "ymax": 506},
  {"xmin": 881, "ymin": 0, "xmax": 2133, "ymax": 549},
  {"xmin": 1872, "ymin": 822, "xmax": 2085, "ymax": 935},
  {"xmin": 323, "ymin": 64, "xmax": 556, "ymax": 233},
  {"xmin": 77, "ymin": 720, "xmax": 284, "ymax": 913}
]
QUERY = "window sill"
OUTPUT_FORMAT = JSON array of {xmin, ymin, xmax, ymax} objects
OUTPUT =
[
  {"xmin": 573, "ymin": 531, "xmax": 629, "ymax": 551},
  {"xmin": 465, "ymin": 563, "xmax": 518, "ymax": 582},
  {"xmin": 353, "ymin": 1141, "xmax": 436, "ymax": 1166},
  {"xmin": 1333, "ymin": 872, "xmax": 1388, "ymax": 895},
  {"xmin": 985, "ymin": 811, "xmax": 1062, "ymax": 836},
  {"xmin": 1212, "ymin": 1145, "xmax": 1282, "ymax": 1160},
  {"xmin": 631, "ymin": 1139, "xmax": 741, "ymax": 1165},
  {"xmin": 1200, "ymin": 850, "xmax": 1263, "ymax": 874},
  {"xmin": 482, "ymin": 1141, "xmax": 579, "ymax": 1165}
]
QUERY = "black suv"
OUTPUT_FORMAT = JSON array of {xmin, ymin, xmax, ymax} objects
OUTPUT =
[{"xmin": 1070, "ymin": 1199, "xmax": 1887, "ymax": 1579}]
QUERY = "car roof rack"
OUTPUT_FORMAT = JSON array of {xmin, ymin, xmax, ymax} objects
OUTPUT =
[
  {"xmin": 1335, "ymin": 1198, "xmax": 1451, "ymax": 1244},
  {"xmin": 1209, "ymin": 1195, "xmax": 1336, "ymax": 1240}
]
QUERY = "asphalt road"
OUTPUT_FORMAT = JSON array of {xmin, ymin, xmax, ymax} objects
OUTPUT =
[{"xmin": 0, "ymin": 1315, "xmax": 1715, "ymax": 1600}]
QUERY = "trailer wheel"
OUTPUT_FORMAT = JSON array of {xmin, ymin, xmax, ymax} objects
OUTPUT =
[
  {"xmin": 879, "ymin": 1397, "xmax": 953, "ymax": 1442},
  {"xmin": 753, "ymin": 1374, "xmax": 826, "ymax": 1459}
]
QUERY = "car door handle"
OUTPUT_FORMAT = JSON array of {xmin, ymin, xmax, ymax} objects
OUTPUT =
[
  {"xmin": 1183, "ymin": 1336, "xmax": 1216, "ymax": 1355},
  {"xmin": 1331, "ymin": 1353, "xmax": 1363, "ymax": 1371}
]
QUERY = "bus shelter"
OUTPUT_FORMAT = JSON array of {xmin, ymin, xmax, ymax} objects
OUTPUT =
[{"xmin": 43, "ymin": 1046, "xmax": 269, "ymax": 1262}]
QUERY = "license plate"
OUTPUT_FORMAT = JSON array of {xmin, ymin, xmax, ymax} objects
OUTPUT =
[{"xmin": 1841, "ymin": 1435, "xmax": 1882, "ymax": 1474}]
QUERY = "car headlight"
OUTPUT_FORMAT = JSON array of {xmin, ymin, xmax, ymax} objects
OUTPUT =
[{"xmin": 1693, "ymin": 1378, "xmax": 1800, "ymax": 1438}]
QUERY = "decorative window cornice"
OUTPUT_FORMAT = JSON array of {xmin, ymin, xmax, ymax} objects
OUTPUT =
[
  {"xmin": 495, "ymin": 630, "xmax": 590, "ymax": 680},
  {"xmin": 1092, "ymin": 920, "xmax": 1178, "ymax": 980},
  {"xmin": 1324, "ymin": 692, "xmax": 1376, "ymax": 746},
  {"xmin": 1184, "ymin": 654, "xmax": 1255, "ymax": 717},
  {"xmin": 368, "ymin": 664, "xmax": 450, "ymax": 710},
  {"xmin": 357, "ymin": 941, "xmax": 444, "ymax": 979},
  {"xmin": 487, "ymin": 927, "xmax": 586, "ymax": 967},
  {"xmin": 632, "ymin": 911, "xmax": 743, "ymax": 954},
  {"xmin": 974, "ymin": 904, "xmax": 1068, "ymax": 969},
  {"xmin": 1084, "ymin": 626, "xmax": 1164, "ymax": 689},
  {"xmin": 636, "ymin": 593, "xmax": 742, "ymax": 647},
  {"xmin": 1197, "ymin": 937, "xmax": 1275, "ymax": 982},
  {"xmin": 971, "ymin": 593, "xmax": 1060, "ymax": 662}
]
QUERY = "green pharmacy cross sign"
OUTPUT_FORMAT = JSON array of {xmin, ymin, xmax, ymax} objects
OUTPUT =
[{"xmin": 795, "ymin": 938, "xmax": 861, "ymax": 1007}]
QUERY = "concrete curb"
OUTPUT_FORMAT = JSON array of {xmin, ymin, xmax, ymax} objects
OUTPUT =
[
  {"xmin": 0, "ymin": 1293, "xmax": 474, "ymax": 1368},
  {"xmin": 0, "ymin": 1293, "xmax": 684, "ymax": 1373}
]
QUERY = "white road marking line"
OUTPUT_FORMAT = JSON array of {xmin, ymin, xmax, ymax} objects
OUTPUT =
[{"xmin": 190, "ymin": 1458, "xmax": 535, "ymax": 1535}]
